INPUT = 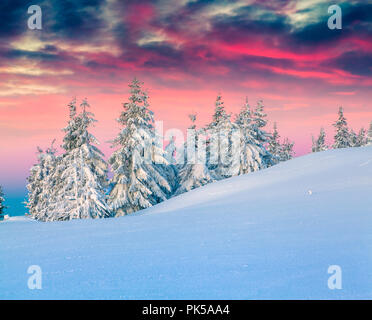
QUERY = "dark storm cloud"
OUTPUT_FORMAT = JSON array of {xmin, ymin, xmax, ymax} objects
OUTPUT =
[
  {"xmin": 290, "ymin": 2, "xmax": 372, "ymax": 48},
  {"xmin": 141, "ymin": 42, "xmax": 183, "ymax": 61},
  {"xmin": 43, "ymin": 44, "xmax": 59, "ymax": 53},
  {"xmin": 252, "ymin": 0, "xmax": 292, "ymax": 11},
  {"xmin": 0, "ymin": 0, "xmax": 31, "ymax": 38},
  {"xmin": 209, "ymin": 5, "xmax": 291, "ymax": 40},
  {"xmin": 343, "ymin": 2, "xmax": 372, "ymax": 26},
  {"xmin": 4, "ymin": 49, "xmax": 59, "ymax": 61},
  {"xmin": 290, "ymin": 20, "xmax": 345, "ymax": 47},
  {"xmin": 327, "ymin": 51, "xmax": 372, "ymax": 77},
  {"xmin": 42, "ymin": 0, "xmax": 107, "ymax": 40},
  {"xmin": 183, "ymin": 0, "xmax": 228, "ymax": 12},
  {"xmin": 0, "ymin": 0, "xmax": 108, "ymax": 42}
]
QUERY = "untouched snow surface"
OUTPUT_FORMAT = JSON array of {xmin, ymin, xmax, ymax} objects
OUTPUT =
[{"xmin": 1, "ymin": 146, "xmax": 372, "ymax": 299}]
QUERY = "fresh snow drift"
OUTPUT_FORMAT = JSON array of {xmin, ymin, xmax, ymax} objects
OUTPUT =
[{"xmin": 1, "ymin": 146, "xmax": 372, "ymax": 299}]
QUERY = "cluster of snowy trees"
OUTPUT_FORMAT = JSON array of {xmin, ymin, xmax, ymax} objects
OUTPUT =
[
  {"xmin": 312, "ymin": 107, "xmax": 372, "ymax": 152},
  {"xmin": 0, "ymin": 186, "xmax": 5, "ymax": 219},
  {"xmin": 267, "ymin": 122, "xmax": 295, "ymax": 163},
  {"xmin": 174, "ymin": 96, "xmax": 294, "ymax": 194},
  {"xmin": 26, "ymin": 78, "xmax": 294, "ymax": 221}
]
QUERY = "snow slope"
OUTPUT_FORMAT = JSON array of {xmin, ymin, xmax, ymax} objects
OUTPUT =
[{"xmin": 1, "ymin": 146, "xmax": 372, "ymax": 299}]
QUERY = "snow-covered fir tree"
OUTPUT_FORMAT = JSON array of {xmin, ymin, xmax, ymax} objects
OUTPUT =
[
  {"xmin": 174, "ymin": 114, "xmax": 213, "ymax": 196},
  {"xmin": 312, "ymin": 128, "xmax": 328, "ymax": 152},
  {"xmin": 164, "ymin": 135, "xmax": 178, "ymax": 192},
  {"xmin": 26, "ymin": 142, "xmax": 58, "ymax": 220},
  {"xmin": 26, "ymin": 149, "xmax": 44, "ymax": 219},
  {"xmin": 235, "ymin": 98, "xmax": 273, "ymax": 173},
  {"xmin": 27, "ymin": 99, "xmax": 111, "ymax": 221},
  {"xmin": 333, "ymin": 107, "xmax": 351, "ymax": 149},
  {"xmin": 0, "ymin": 185, "xmax": 6, "ymax": 219},
  {"xmin": 108, "ymin": 78, "xmax": 172, "ymax": 216},
  {"xmin": 349, "ymin": 129, "xmax": 358, "ymax": 147},
  {"xmin": 54, "ymin": 99, "xmax": 111, "ymax": 220},
  {"xmin": 165, "ymin": 135, "xmax": 177, "ymax": 165},
  {"xmin": 279, "ymin": 138, "xmax": 295, "ymax": 161},
  {"xmin": 354, "ymin": 128, "xmax": 367, "ymax": 147},
  {"xmin": 208, "ymin": 94, "xmax": 226, "ymax": 128},
  {"xmin": 206, "ymin": 95, "xmax": 240, "ymax": 179},
  {"xmin": 252, "ymin": 100, "xmax": 269, "ymax": 144},
  {"xmin": 368, "ymin": 121, "xmax": 372, "ymax": 145},
  {"xmin": 267, "ymin": 122, "xmax": 281, "ymax": 164},
  {"xmin": 266, "ymin": 122, "xmax": 294, "ymax": 162}
]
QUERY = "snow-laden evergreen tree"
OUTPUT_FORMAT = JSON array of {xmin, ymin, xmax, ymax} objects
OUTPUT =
[
  {"xmin": 206, "ymin": 95, "xmax": 240, "ymax": 179},
  {"xmin": 26, "ymin": 149, "xmax": 44, "ymax": 219},
  {"xmin": 349, "ymin": 129, "xmax": 358, "ymax": 147},
  {"xmin": 206, "ymin": 95, "xmax": 226, "ymax": 176},
  {"xmin": 55, "ymin": 99, "xmax": 110, "ymax": 220},
  {"xmin": 279, "ymin": 138, "xmax": 295, "ymax": 161},
  {"xmin": 0, "ymin": 185, "xmax": 6, "ymax": 219},
  {"xmin": 368, "ymin": 121, "xmax": 372, "ymax": 146},
  {"xmin": 208, "ymin": 94, "xmax": 226, "ymax": 129},
  {"xmin": 235, "ymin": 98, "xmax": 273, "ymax": 173},
  {"xmin": 333, "ymin": 107, "xmax": 351, "ymax": 149},
  {"xmin": 266, "ymin": 122, "xmax": 295, "ymax": 162},
  {"xmin": 33, "ymin": 99, "xmax": 111, "ymax": 221},
  {"xmin": 165, "ymin": 135, "xmax": 177, "ymax": 165},
  {"xmin": 312, "ymin": 128, "xmax": 328, "ymax": 152},
  {"xmin": 26, "ymin": 142, "xmax": 58, "ymax": 220},
  {"xmin": 174, "ymin": 114, "xmax": 214, "ymax": 196},
  {"xmin": 108, "ymin": 78, "xmax": 172, "ymax": 216},
  {"xmin": 252, "ymin": 100, "xmax": 269, "ymax": 144},
  {"xmin": 58, "ymin": 101, "xmax": 111, "ymax": 220},
  {"xmin": 267, "ymin": 122, "xmax": 281, "ymax": 164},
  {"xmin": 164, "ymin": 135, "xmax": 178, "ymax": 192},
  {"xmin": 355, "ymin": 128, "xmax": 367, "ymax": 147}
]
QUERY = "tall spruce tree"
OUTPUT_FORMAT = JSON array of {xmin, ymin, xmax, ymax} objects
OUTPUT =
[
  {"xmin": 165, "ymin": 135, "xmax": 177, "ymax": 165},
  {"xmin": 267, "ymin": 122, "xmax": 281, "ymax": 164},
  {"xmin": 26, "ymin": 142, "xmax": 58, "ymax": 220},
  {"xmin": 27, "ymin": 99, "xmax": 111, "ymax": 221},
  {"xmin": 26, "ymin": 148, "xmax": 44, "ymax": 219},
  {"xmin": 54, "ymin": 99, "xmax": 111, "ymax": 220},
  {"xmin": 108, "ymin": 78, "xmax": 172, "ymax": 216},
  {"xmin": 349, "ymin": 129, "xmax": 358, "ymax": 147},
  {"xmin": 253, "ymin": 100, "xmax": 269, "ymax": 144},
  {"xmin": 312, "ymin": 128, "xmax": 328, "ymax": 152},
  {"xmin": 174, "ymin": 114, "xmax": 213, "ymax": 196},
  {"xmin": 235, "ymin": 98, "xmax": 273, "ymax": 173},
  {"xmin": 206, "ymin": 95, "xmax": 240, "ymax": 179},
  {"xmin": 164, "ymin": 135, "xmax": 178, "ymax": 193},
  {"xmin": 333, "ymin": 107, "xmax": 351, "ymax": 149},
  {"xmin": 354, "ymin": 128, "xmax": 367, "ymax": 147},
  {"xmin": 208, "ymin": 94, "xmax": 226, "ymax": 128}
]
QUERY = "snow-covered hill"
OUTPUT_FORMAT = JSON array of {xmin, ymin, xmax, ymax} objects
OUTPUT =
[{"xmin": 1, "ymin": 146, "xmax": 372, "ymax": 299}]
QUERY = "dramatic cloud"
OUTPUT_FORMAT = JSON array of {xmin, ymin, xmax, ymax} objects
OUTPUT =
[{"xmin": 0, "ymin": 0, "xmax": 371, "ymax": 192}]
